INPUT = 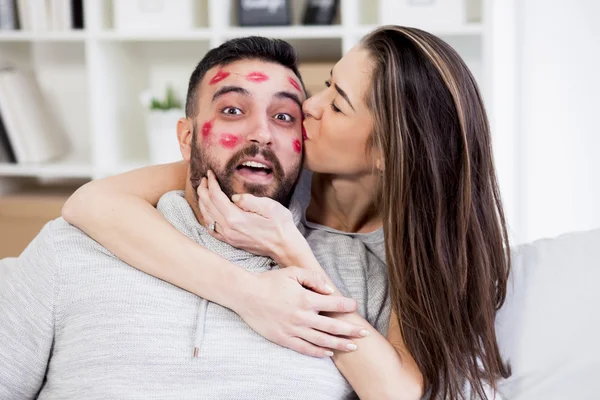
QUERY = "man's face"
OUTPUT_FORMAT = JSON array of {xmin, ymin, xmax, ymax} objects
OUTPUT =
[{"xmin": 188, "ymin": 59, "xmax": 305, "ymax": 206}]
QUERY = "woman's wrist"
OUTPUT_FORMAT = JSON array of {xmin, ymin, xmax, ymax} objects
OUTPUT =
[
  {"xmin": 272, "ymin": 226, "xmax": 311, "ymax": 268},
  {"xmin": 203, "ymin": 261, "xmax": 258, "ymax": 313}
]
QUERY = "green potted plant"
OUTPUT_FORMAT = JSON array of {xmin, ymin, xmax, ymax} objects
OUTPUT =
[{"xmin": 141, "ymin": 85, "xmax": 184, "ymax": 164}]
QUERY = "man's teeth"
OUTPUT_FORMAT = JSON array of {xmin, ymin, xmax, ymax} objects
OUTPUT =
[{"xmin": 241, "ymin": 161, "xmax": 269, "ymax": 169}]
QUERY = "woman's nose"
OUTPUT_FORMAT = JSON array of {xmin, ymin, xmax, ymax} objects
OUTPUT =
[{"xmin": 302, "ymin": 93, "xmax": 324, "ymax": 120}]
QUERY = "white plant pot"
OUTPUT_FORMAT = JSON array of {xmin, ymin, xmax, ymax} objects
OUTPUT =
[
  {"xmin": 146, "ymin": 109, "xmax": 183, "ymax": 165},
  {"xmin": 113, "ymin": 0, "xmax": 196, "ymax": 32}
]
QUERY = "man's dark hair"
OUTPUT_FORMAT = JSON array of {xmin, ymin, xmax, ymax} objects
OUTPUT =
[{"xmin": 185, "ymin": 36, "xmax": 306, "ymax": 118}]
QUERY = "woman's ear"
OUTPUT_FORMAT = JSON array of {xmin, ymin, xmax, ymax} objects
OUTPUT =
[
  {"xmin": 177, "ymin": 118, "xmax": 194, "ymax": 161},
  {"xmin": 375, "ymin": 158, "xmax": 384, "ymax": 174}
]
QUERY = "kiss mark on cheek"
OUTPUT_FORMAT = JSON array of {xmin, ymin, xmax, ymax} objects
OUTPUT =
[
  {"xmin": 209, "ymin": 70, "xmax": 230, "ymax": 85},
  {"xmin": 293, "ymin": 139, "xmax": 302, "ymax": 154},
  {"xmin": 201, "ymin": 120, "xmax": 213, "ymax": 140},
  {"xmin": 288, "ymin": 77, "xmax": 301, "ymax": 92},
  {"xmin": 246, "ymin": 72, "xmax": 269, "ymax": 82},
  {"xmin": 219, "ymin": 134, "xmax": 240, "ymax": 149}
]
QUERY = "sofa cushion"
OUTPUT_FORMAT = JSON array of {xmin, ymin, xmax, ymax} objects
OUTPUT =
[{"xmin": 496, "ymin": 229, "xmax": 600, "ymax": 399}]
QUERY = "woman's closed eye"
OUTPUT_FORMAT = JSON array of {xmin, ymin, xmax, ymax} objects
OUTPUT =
[{"xmin": 324, "ymin": 80, "xmax": 342, "ymax": 114}]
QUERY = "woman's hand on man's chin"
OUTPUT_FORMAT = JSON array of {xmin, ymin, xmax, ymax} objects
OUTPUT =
[{"xmin": 197, "ymin": 170, "xmax": 302, "ymax": 265}]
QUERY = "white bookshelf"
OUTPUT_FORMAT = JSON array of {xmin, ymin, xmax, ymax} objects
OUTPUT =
[{"xmin": 0, "ymin": 0, "xmax": 489, "ymax": 184}]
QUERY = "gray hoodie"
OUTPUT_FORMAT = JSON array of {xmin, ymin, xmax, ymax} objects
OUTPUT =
[{"xmin": 0, "ymin": 189, "xmax": 389, "ymax": 399}]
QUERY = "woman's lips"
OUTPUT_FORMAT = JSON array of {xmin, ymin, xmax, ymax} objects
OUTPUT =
[{"xmin": 302, "ymin": 126, "xmax": 308, "ymax": 140}]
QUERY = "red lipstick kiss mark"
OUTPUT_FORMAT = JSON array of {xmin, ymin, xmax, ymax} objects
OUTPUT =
[
  {"xmin": 289, "ymin": 77, "xmax": 301, "ymax": 92},
  {"xmin": 293, "ymin": 139, "xmax": 302, "ymax": 154},
  {"xmin": 201, "ymin": 120, "xmax": 213, "ymax": 139},
  {"xmin": 209, "ymin": 70, "xmax": 230, "ymax": 85},
  {"xmin": 219, "ymin": 134, "xmax": 240, "ymax": 149},
  {"xmin": 302, "ymin": 126, "xmax": 308, "ymax": 140},
  {"xmin": 246, "ymin": 72, "xmax": 269, "ymax": 82}
]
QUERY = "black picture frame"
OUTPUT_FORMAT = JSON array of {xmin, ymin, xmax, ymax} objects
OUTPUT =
[
  {"xmin": 238, "ymin": 0, "xmax": 292, "ymax": 27},
  {"xmin": 302, "ymin": 0, "xmax": 339, "ymax": 25}
]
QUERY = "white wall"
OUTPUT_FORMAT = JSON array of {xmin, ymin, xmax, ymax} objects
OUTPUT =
[{"xmin": 516, "ymin": 0, "xmax": 600, "ymax": 243}]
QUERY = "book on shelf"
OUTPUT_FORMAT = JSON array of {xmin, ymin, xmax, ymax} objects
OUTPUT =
[
  {"xmin": 15, "ymin": 0, "xmax": 84, "ymax": 31},
  {"xmin": 0, "ymin": 113, "xmax": 16, "ymax": 163},
  {"xmin": 0, "ymin": 0, "xmax": 18, "ymax": 30},
  {"xmin": 0, "ymin": 68, "xmax": 69, "ymax": 164}
]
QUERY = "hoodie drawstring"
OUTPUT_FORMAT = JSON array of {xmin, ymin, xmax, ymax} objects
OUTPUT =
[{"xmin": 193, "ymin": 299, "xmax": 209, "ymax": 358}]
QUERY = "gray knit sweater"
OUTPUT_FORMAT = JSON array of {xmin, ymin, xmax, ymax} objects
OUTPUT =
[{"xmin": 0, "ymin": 190, "xmax": 389, "ymax": 399}]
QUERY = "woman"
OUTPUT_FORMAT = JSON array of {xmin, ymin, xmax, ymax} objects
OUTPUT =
[{"xmin": 63, "ymin": 26, "xmax": 510, "ymax": 399}]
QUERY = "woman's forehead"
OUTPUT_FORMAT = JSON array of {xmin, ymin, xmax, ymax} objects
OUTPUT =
[{"xmin": 333, "ymin": 47, "xmax": 373, "ymax": 108}]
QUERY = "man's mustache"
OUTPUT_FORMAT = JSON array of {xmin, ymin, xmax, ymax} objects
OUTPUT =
[{"xmin": 224, "ymin": 144, "xmax": 284, "ymax": 179}]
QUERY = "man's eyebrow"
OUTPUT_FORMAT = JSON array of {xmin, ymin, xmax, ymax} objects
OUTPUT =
[
  {"xmin": 330, "ymin": 69, "xmax": 355, "ymax": 111},
  {"xmin": 211, "ymin": 86, "xmax": 250, "ymax": 102},
  {"xmin": 275, "ymin": 91, "xmax": 303, "ymax": 110}
]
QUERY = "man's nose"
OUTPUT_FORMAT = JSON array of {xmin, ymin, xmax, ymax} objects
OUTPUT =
[{"xmin": 245, "ymin": 115, "xmax": 273, "ymax": 146}]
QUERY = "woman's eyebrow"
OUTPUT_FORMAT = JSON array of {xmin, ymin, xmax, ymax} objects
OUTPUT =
[{"xmin": 330, "ymin": 69, "xmax": 355, "ymax": 111}]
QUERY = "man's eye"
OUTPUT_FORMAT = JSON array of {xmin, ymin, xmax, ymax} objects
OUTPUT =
[
  {"xmin": 222, "ymin": 107, "xmax": 242, "ymax": 115},
  {"xmin": 274, "ymin": 113, "xmax": 294, "ymax": 122}
]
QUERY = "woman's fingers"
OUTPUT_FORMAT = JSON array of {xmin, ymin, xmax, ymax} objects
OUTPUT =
[
  {"xmin": 198, "ymin": 177, "xmax": 227, "ymax": 229},
  {"xmin": 198, "ymin": 179, "xmax": 224, "ymax": 240},
  {"xmin": 288, "ymin": 267, "xmax": 358, "ymax": 313},
  {"xmin": 206, "ymin": 170, "xmax": 242, "ymax": 221},
  {"xmin": 309, "ymin": 314, "xmax": 370, "ymax": 339},
  {"xmin": 304, "ymin": 289, "xmax": 358, "ymax": 314},
  {"xmin": 231, "ymin": 193, "xmax": 273, "ymax": 217},
  {"xmin": 284, "ymin": 337, "xmax": 334, "ymax": 358},
  {"xmin": 299, "ymin": 328, "xmax": 358, "ymax": 353},
  {"xmin": 289, "ymin": 266, "xmax": 334, "ymax": 295}
]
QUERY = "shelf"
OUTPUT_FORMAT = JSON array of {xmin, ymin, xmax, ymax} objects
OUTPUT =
[
  {"xmin": 221, "ymin": 25, "xmax": 346, "ymax": 39},
  {"xmin": 0, "ymin": 155, "xmax": 93, "ymax": 179},
  {"xmin": 95, "ymin": 29, "xmax": 213, "ymax": 41},
  {"xmin": 0, "ymin": 31, "xmax": 87, "ymax": 42}
]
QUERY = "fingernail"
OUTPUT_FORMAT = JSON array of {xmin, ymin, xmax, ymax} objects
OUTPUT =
[
  {"xmin": 324, "ymin": 351, "xmax": 334, "ymax": 357},
  {"xmin": 232, "ymin": 194, "xmax": 240, "ymax": 202},
  {"xmin": 346, "ymin": 343, "xmax": 357, "ymax": 351},
  {"xmin": 359, "ymin": 330, "xmax": 370, "ymax": 337},
  {"xmin": 325, "ymin": 284, "xmax": 335, "ymax": 294},
  {"xmin": 208, "ymin": 170, "xmax": 213, "ymax": 178}
]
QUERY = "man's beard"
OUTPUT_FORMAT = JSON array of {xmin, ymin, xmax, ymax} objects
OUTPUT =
[{"xmin": 189, "ymin": 130, "xmax": 301, "ymax": 207}]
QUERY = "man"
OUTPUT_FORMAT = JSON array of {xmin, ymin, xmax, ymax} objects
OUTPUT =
[{"xmin": 0, "ymin": 37, "xmax": 388, "ymax": 399}]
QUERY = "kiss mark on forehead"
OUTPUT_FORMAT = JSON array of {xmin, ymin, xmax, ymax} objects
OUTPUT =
[
  {"xmin": 219, "ymin": 134, "xmax": 240, "ymax": 149},
  {"xmin": 288, "ymin": 77, "xmax": 301, "ymax": 92},
  {"xmin": 245, "ymin": 72, "xmax": 269, "ymax": 82},
  {"xmin": 201, "ymin": 120, "xmax": 213, "ymax": 138},
  {"xmin": 209, "ymin": 70, "xmax": 230, "ymax": 85},
  {"xmin": 292, "ymin": 139, "xmax": 302, "ymax": 154}
]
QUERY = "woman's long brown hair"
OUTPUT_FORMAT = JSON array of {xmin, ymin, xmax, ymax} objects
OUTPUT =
[{"xmin": 362, "ymin": 26, "xmax": 511, "ymax": 399}]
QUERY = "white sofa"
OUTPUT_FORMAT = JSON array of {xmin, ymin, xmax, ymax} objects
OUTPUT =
[{"xmin": 496, "ymin": 229, "xmax": 600, "ymax": 399}]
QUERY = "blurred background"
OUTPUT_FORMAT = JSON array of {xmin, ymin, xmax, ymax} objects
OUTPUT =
[{"xmin": 0, "ymin": 0, "xmax": 598, "ymax": 257}]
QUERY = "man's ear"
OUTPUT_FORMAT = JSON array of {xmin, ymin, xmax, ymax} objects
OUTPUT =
[{"xmin": 177, "ymin": 117, "xmax": 194, "ymax": 161}]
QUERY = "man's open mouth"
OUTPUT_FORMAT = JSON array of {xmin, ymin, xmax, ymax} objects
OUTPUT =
[{"xmin": 235, "ymin": 160, "xmax": 274, "ymax": 181}]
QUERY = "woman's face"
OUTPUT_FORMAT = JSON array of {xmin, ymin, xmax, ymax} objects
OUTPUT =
[{"xmin": 302, "ymin": 46, "xmax": 376, "ymax": 176}]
